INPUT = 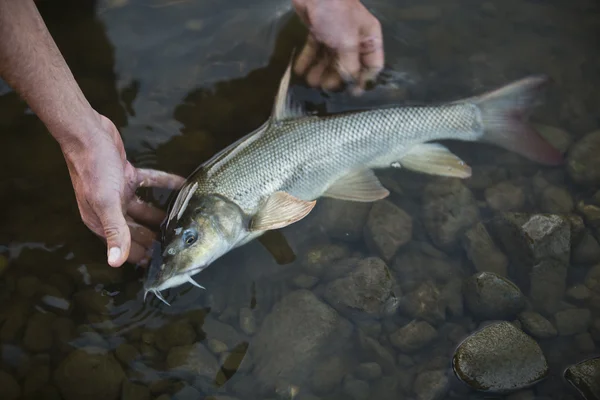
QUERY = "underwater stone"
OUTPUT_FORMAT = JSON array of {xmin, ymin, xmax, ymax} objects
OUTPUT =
[
  {"xmin": 564, "ymin": 357, "xmax": 600, "ymax": 400},
  {"xmin": 364, "ymin": 200, "xmax": 412, "ymax": 262},
  {"xmin": 462, "ymin": 222, "xmax": 508, "ymax": 277},
  {"xmin": 567, "ymin": 130, "xmax": 600, "ymax": 186},
  {"xmin": 463, "ymin": 272, "xmax": 526, "ymax": 320}
]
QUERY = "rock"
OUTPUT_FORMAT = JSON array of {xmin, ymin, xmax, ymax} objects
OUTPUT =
[
  {"xmin": 566, "ymin": 285, "xmax": 592, "ymax": 302},
  {"xmin": 301, "ymin": 243, "xmax": 351, "ymax": 277},
  {"xmin": 250, "ymin": 290, "xmax": 353, "ymax": 390},
  {"xmin": 554, "ymin": 308, "xmax": 591, "ymax": 336},
  {"xmin": 198, "ymin": 317, "xmax": 247, "ymax": 350},
  {"xmin": 567, "ymin": 130, "xmax": 600, "ymax": 186},
  {"xmin": 23, "ymin": 312, "xmax": 56, "ymax": 352},
  {"xmin": 207, "ymin": 339, "xmax": 228, "ymax": 354},
  {"xmin": 364, "ymin": 200, "xmax": 412, "ymax": 262},
  {"xmin": 591, "ymin": 319, "xmax": 600, "ymax": 342},
  {"xmin": 316, "ymin": 198, "xmax": 372, "ymax": 242},
  {"xmin": 155, "ymin": 319, "xmax": 196, "ymax": 352},
  {"xmin": 452, "ymin": 322, "xmax": 549, "ymax": 392},
  {"xmin": 462, "ymin": 223, "xmax": 508, "ymax": 276},
  {"xmin": 465, "ymin": 165, "xmax": 508, "ymax": 190},
  {"xmin": 413, "ymin": 369, "xmax": 449, "ymax": 400},
  {"xmin": 54, "ymin": 348, "xmax": 126, "ymax": 400},
  {"xmin": 357, "ymin": 331, "xmax": 396, "ymax": 374},
  {"xmin": 309, "ymin": 355, "xmax": 351, "ymax": 395},
  {"xmin": 22, "ymin": 364, "xmax": 50, "ymax": 396},
  {"xmin": 291, "ymin": 274, "xmax": 319, "ymax": 289},
  {"xmin": 121, "ymin": 381, "xmax": 150, "ymax": 400},
  {"xmin": 392, "ymin": 245, "xmax": 461, "ymax": 291},
  {"xmin": 166, "ymin": 343, "xmax": 220, "ymax": 380},
  {"xmin": 355, "ymin": 362, "xmax": 382, "ymax": 381},
  {"xmin": 422, "ymin": 180, "xmax": 480, "ymax": 250},
  {"xmin": 342, "ymin": 378, "xmax": 370, "ymax": 400},
  {"xmin": 535, "ymin": 124, "xmax": 572, "ymax": 154},
  {"xmin": 390, "ymin": 320, "xmax": 438, "ymax": 353},
  {"xmin": 463, "ymin": 272, "xmax": 526, "ymax": 320},
  {"xmin": 517, "ymin": 312, "xmax": 557, "ymax": 339},
  {"xmin": 540, "ymin": 185, "xmax": 574, "ymax": 214},
  {"xmin": 575, "ymin": 333, "xmax": 596, "ymax": 353},
  {"xmin": 115, "ymin": 343, "xmax": 140, "ymax": 366},
  {"xmin": 239, "ymin": 308, "xmax": 256, "ymax": 335},
  {"xmin": 573, "ymin": 231, "xmax": 600, "ymax": 264},
  {"xmin": 564, "ymin": 357, "xmax": 600, "ymax": 400},
  {"xmin": 586, "ymin": 264, "xmax": 600, "ymax": 294},
  {"xmin": 323, "ymin": 257, "xmax": 398, "ymax": 318},
  {"xmin": 529, "ymin": 259, "xmax": 568, "ymax": 315},
  {"xmin": 485, "ymin": 182, "xmax": 525, "ymax": 212},
  {"xmin": 398, "ymin": 281, "xmax": 446, "ymax": 323},
  {"xmin": 73, "ymin": 288, "xmax": 114, "ymax": 315},
  {"xmin": 0, "ymin": 371, "xmax": 21, "ymax": 400},
  {"xmin": 579, "ymin": 203, "xmax": 600, "ymax": 234}
]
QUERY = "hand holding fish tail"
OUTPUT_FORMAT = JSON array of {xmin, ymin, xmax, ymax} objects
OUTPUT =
[{"xmin": 292, "ymin": 0, "xmax": 384, "ymax": 94}]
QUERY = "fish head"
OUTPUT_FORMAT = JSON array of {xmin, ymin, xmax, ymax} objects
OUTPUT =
[{"xmin": 143, "ymin": 194, "xmax": 246, "ymax": 297}]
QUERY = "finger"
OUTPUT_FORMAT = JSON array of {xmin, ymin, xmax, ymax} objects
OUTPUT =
[
  {"xmin": 357, "ymin": 21, "xmax": 385, "ymax": 87},
  {"xmin": 295, "ymin": 35, "xmax": 319, "ymax": 76},
  {"xmin": 127, "ymin": 241, "xmax": 150, "ymax": 267},
  {"xmin": 321, "ymin": 67, "xmax": 343, "ymax": 91},
  {"xmin": 97, "ymin": 200, "xmax": 131, "ymax": 268},
  {"xmin": 306, "ymin": 56, "xmax": 329, "ymax": 88},
  {"xmin": 128, "ymin": 197, "xmax": 166, "ymax": 227},
  {"xmin": 137, "ymin": 168, "xmax": 185, "ymax": 190},
  {"xmin": 335, "ymin": 46, "xmax": 362, "ymax": 84},
  {"xmin": 127, "ymin": 218, "xmax": 157, "ymax": 250}
]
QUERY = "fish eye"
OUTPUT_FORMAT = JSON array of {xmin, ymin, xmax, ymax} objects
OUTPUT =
[{"xmin": 183, "ymin": 229, "xmax": 198, "ymax": 246}]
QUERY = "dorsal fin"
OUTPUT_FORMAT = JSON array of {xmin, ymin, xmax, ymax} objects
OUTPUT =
[{"xmin": 271, "ymin": 51, "xmax": 306, "ymax": 122}]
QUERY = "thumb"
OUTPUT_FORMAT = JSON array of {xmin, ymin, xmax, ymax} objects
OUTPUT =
[{"xmin": 98, "ymin": 202, "xmax": 131, "ymax": 267}]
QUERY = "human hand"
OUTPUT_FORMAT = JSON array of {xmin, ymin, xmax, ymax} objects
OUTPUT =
[
  {"xmin": 292, "ymin": 0, "xmax": 384, "ymax": 94},
  {"xmin": 59, "ymin": 112, "xmax": 185, "ymax": 267}
]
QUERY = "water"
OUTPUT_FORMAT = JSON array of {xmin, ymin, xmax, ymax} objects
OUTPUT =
[{"xmin": 1, "ymin": 0, "xmax": 600, "ymax": 399}]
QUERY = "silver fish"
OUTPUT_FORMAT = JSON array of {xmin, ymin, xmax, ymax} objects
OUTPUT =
[{"xmin": 143, "ymin": 56, "xmax": 563, "ymax": 303}]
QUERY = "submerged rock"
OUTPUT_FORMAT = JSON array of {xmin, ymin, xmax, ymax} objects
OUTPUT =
[
  {"xmin": 484, "ymin": 181, "xmax": 525, "ymax": 212},
  {"xmin": 250, "ymin": 290, "xmax": 353, "ymax": 391},
  {"xmin": 398, "ymin": 280, "xmax": 446, "ymax": 324},
  {"xmin": 567, "ymin": 130, "xmax": 600, "ymax": 186},
  {"xmin": 463, "ymin": 272, "xmax": 526, "ymax": 320},
  {"xmin": 413, "ymin": 369, "xmax": 449, "ymax": 400},
  {"xmin": 316, "ymin": 198, "xmax": 372, "ymax": 242},
  {"xmin": 364, "ymin": 200, "xmax": 412, "ymax": 262},
  {"xmin": 301, "ymin": 243, "xmax": 351, "ymax": 278},
  {"xmin": 452, "ymin": 321, "xmax": 548, "ymax": 392},
  {"xmin": 166, "ymin": 343, "xmax": 220, "ymax": 380},
  {"xmin": 462, "ymin": 222, "xmax": 508, "ymax": 277},
  {"xmin": 564, "ymin": 357, "xmax": 600, "ymax": 400},
  {"xmin": 572, "ymin": 230, "xmax": 600, "ymax": 264},
  {"xmin": 390, "ymin": 320, "xmax": 438, "ymax": 353},
  {"xmin": 539, "ymin": 185, "xmax": 574, "ymax": 214},
  {"xmin": 554, "ymin": 308, "xmax": 591, "ymax": 336},
  {"xmin": 323, "ymin": 257, "xmax": 399, "ymax": 318},
  {"xmin": 517, "ymin": 312, "xmax": 557, "ymax": 339},
  {"xmin": 529, "ymin": 259, "xmax": 568, "ymax": 315}
]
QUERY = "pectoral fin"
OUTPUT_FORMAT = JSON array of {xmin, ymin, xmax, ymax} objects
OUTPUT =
[
  {"xmin": 323, "ymin": 169, "xmax": 390, "ymax": 202},
  {"xmin": 258, "ymin": 229, "xmax": 296, "ymax": 265},
  {"xmin": 250, "ymin": 191, "xmax": 316, "ymax": 231},
  {"xmin": 400, "ymin": 143, "xmax": 472, "ymax": 178}
]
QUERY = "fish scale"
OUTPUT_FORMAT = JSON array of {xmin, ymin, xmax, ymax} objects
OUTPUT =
[{"xmin": 143, "ymin": 57, "xmax": 564, "ymax": 300}]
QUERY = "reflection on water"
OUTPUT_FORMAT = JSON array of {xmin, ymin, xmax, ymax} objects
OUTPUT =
[{"xmin": 1, "ymin": 0, "xmax": 600, "ymax": 399}]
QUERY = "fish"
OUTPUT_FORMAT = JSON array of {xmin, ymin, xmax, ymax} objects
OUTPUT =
[{"xmin": 142, "ymin": 55, "xmax": 563, "ymax": 304}]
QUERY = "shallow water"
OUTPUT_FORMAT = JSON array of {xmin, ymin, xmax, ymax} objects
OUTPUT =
[{"xmin": 1, "ymin": 0, "xmax": 600, "ymax": 399}]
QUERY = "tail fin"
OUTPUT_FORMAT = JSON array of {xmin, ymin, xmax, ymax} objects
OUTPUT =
[{"xmin": 475, "ymin": 75, "xmax": 564, "ymax": 166}]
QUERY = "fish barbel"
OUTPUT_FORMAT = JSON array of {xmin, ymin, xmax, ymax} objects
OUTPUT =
[{"xmin": 143, "ymin": 56, "xmax": 563, "ymax": 304}]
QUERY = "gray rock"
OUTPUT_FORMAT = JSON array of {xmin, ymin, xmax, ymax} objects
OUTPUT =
[
  {"xmin": 413, "ymin": 369, "xmax": 449, "ymax": 400},
  {"xmin": 485, "ymin": 182, "xmax": 525, "ymax": 212},
  {"xmin": 343, "ymin": 378, "xmax": 370, "ymax": 400},
  {"xmin": 250, "ymin": 290, "xmax": 353, "ymax": 390},
  {"xmin": 540, "ymin": 185, "xmax": 574, "ymax": 214},
  {"xmin": 121, "ymin": 381, "xmax": 150, "ymax": 400},
  {"xmin": 585, "ymin": 264, "xmax": 600, "ymax": 294},
  {"xmin": 198, "ymin": 317, "xmax": 247, "ymax": 350},
  {"xmin": 452, "ymin": 321, "xmax": 549, "ymax": 392},
  {"xmin": 310, "ymin": 355, "xmax": 352, "ymax": 395},
  {"xmin": 364, "ymin": 200, "xmax": 412, "ymax": 262},
  {"xmin": 53, "ymin": 348, "xmax": 126, "ymax": 400},
  {"xmin": 572, "ymin": 231, "xmax": 600, "ymax": 264},
  {"xmin": 517, "ymin": 312, "xmax": 557, "ymax": 339},
  {"xmin": 422, "ymin": 179, "xmax": 480, "ymax": 250},
  {"xmin": 462, "ymin": 222, "xmax": 508, "ymax": 277},
  {"xmin": 166, "ymin": 342, "xmax": 220, "ymax": 380},
  {"xmin": 390, "ymin": 320, "xmax": 438, "ymax": 353},
  {"xmin": 398, "ymin": 281, "xmax": 446, "ymax": 324},
  {"xmin": 535, "ymin": 124, "xmax": 572, "ymax": 154},
  {"xmin": 301, "ymin": 243, "xmax": 351, "ymax": 277},
  {"xmin": 564, "ymin": 357, "xmax": 600, "ymax": 400},
  {"xmin": 0, "ymin": 371, "xmax": 21, "ymax": 400},
  {"xmin": 529, "ymin": 259, "xmax": 568, "ymax": 315},
  {"xmin": 465, "ymin": 165, "xmax": 508, "ymax": 190},
  {"xmin": 554, "ymin": 308, "xmax": 591, "ymax": 336},
  {"xmin": 578, "ymin": 203, "xmax": 600, "ymax": 234},
  {"xmin": 575, "ymin": 333, "xmax": 596, "ymax": 353},
  {"xmin": 566, "ymin": 285, "xmax": 592, "ymax": 302},
  {"xmin": 463, "ymin": 272, "xmax": 526, "ymax": 320},
  {"xmin": 23, "ymin": 312, "xmax": 56, "ymax": 352},
  {"xmin": 567, "ymin": 130, "xmax": 600, "ymax": 186},
  {"xmin": 392, "ymin": 245, "xmax": 461, "ymax": 292},
  {"xmin": 155, "ymin": 319, "xmax": 196, "ymax": 352},
  {"xmin": 115, "ymin": 343, "xmax": 140, "ymax": 366},
  {"xmin": 323, "ymin": 257, "xmax": 398, "ymax": 318},
  {"xmin": 291, "ymin": 274, "xmax": 319, "ymax": 289},
  {"xmin": 355, "ymin": 362, "xmax": 382, "ymax": 381},
  {"xmin": 316, "ymin": 198, "xmax": 372, "ymax": 241},
  {"xmin": 357, "ymin": 331, "xmax": 396, "ymax": 374},
  {"xmin": 239, "ymin": 308, "xmax": 256, "ymax": 335}
]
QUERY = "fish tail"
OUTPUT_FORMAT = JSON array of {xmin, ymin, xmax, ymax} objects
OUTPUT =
[{"xmin": 475, "ymin": 75, "xmax": 564, "ymax": 165}]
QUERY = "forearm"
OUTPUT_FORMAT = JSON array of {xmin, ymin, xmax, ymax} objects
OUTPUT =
[{"xmin": 0, "ymin": 0, "xmax": 99, "ymax": 148}]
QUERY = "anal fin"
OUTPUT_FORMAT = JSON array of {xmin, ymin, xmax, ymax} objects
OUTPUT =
[
  {"xmin": 250, "ymin": 191, "xmax": 316, "ymax": 231},
  {"xmin": 323, "ymin": 169, "xmax": 390, "ymax": 202},
  {"xmin": 400, "ymin": 143, "xmax": 472, "ymax": 178}
]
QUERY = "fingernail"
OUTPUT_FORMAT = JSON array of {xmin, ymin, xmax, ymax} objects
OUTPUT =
[{"xmin": 108, "ymin": 247, "xmax": 121, "ymax": 265}]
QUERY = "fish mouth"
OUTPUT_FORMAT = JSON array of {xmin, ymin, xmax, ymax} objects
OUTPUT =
[{"xmin": 143, "ymin": 269, "xmax": 207, "ymax": 306}]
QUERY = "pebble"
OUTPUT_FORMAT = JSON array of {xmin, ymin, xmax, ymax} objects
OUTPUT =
[
  {"xmin": 17, "ymin": 275, "xmax": 41, "ymax": 298},
  {"xmin": 398, "ymin": 281, "xmax": 446, "ymax": 324},
  {"xmin": 517, "ymin": 311, "xmax": 557, "ymax": 339},
  {"xmin": 23, "ymin": 312, "xmax": 56, "ymax": 352},
  {"xmin": 463, "ymin": 272, "xmax": 526, "ymax": 320},
  {"xmin": 540, "ymin": 185, "xmax": 574, "ymax": 213},
  {"xmin": 364, "ymin": 200, "xmax": 412, "ymax": 262},
  {"xmin": 452, "ymin": 322, "xmax": 549, "ymax": 392},
  {"xmin": 207, "ymin": 339, "xmax": 228, "ymax": 354},
  {"xmin": 23, "ymin": 364, "xmax": 50, "ymax": 396},
  {"xmin": 566, "ymin": 285, "xmax": 592, "ymax": 302},
  {"xmin": 239, "ymin": 308, "xmax": 257, "ymax": 335},
  {"xmin": 155, "ymin": 319, "xmax": 196, "ymax": 351},
  {"xmin": 342, "ymin": 378, "xmax": 370, "ymax": 400},
  {"xmin": 485, "ymin": 181, "xmax": 525, "ymax": 211},
  {"xmin": 115, "ymin": 343, "xmax": 140, "ymax": 366},
  {"xmin": 121, "ymin": 381, "xmax": 150, "ymax": 400},
  {"xmin": 166, "ymin": 343, "xmax": 220, "ymax": 380},
  {"xmin": 413, "ymin": 369, "xmax": 449, "ymax": 400},
  {"xmin": 355, "ymin": 362, "xmax": 382, "ymax": 381},
  {"xmin": 462, "ymin": 222, "xmax": 508, "ymax": 277},
  {"xmin": 572, "ymin": 231, "xmax": 600, "ymax": 264},
  {"xmin": 310, "ymin": 355, "xmax": 350, "ymax": 395},
  {"xmin": 567, "ymin": 130, "xmax": 600, "ymax": 186},
  {"xmin": 390, "ymin": 320, "xmax": 438, "ymax": 353},
  {"xmin": 564, "ymin": 357, "xmax": 600, "ymax": 400},
  {"xmin": 316, "ymin": 198, "xmax": 372, "ymax": 242},
  {"xmin": 554, "ymin": 308, "xmax": 591, "ymax": 336},
  {"xmin": 291, "ymin": 274, "xmax": 319, "ymax": 289},
  {"xmin": 301, "ymin": 243, "xmax": 351, "ymax": 277}
]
